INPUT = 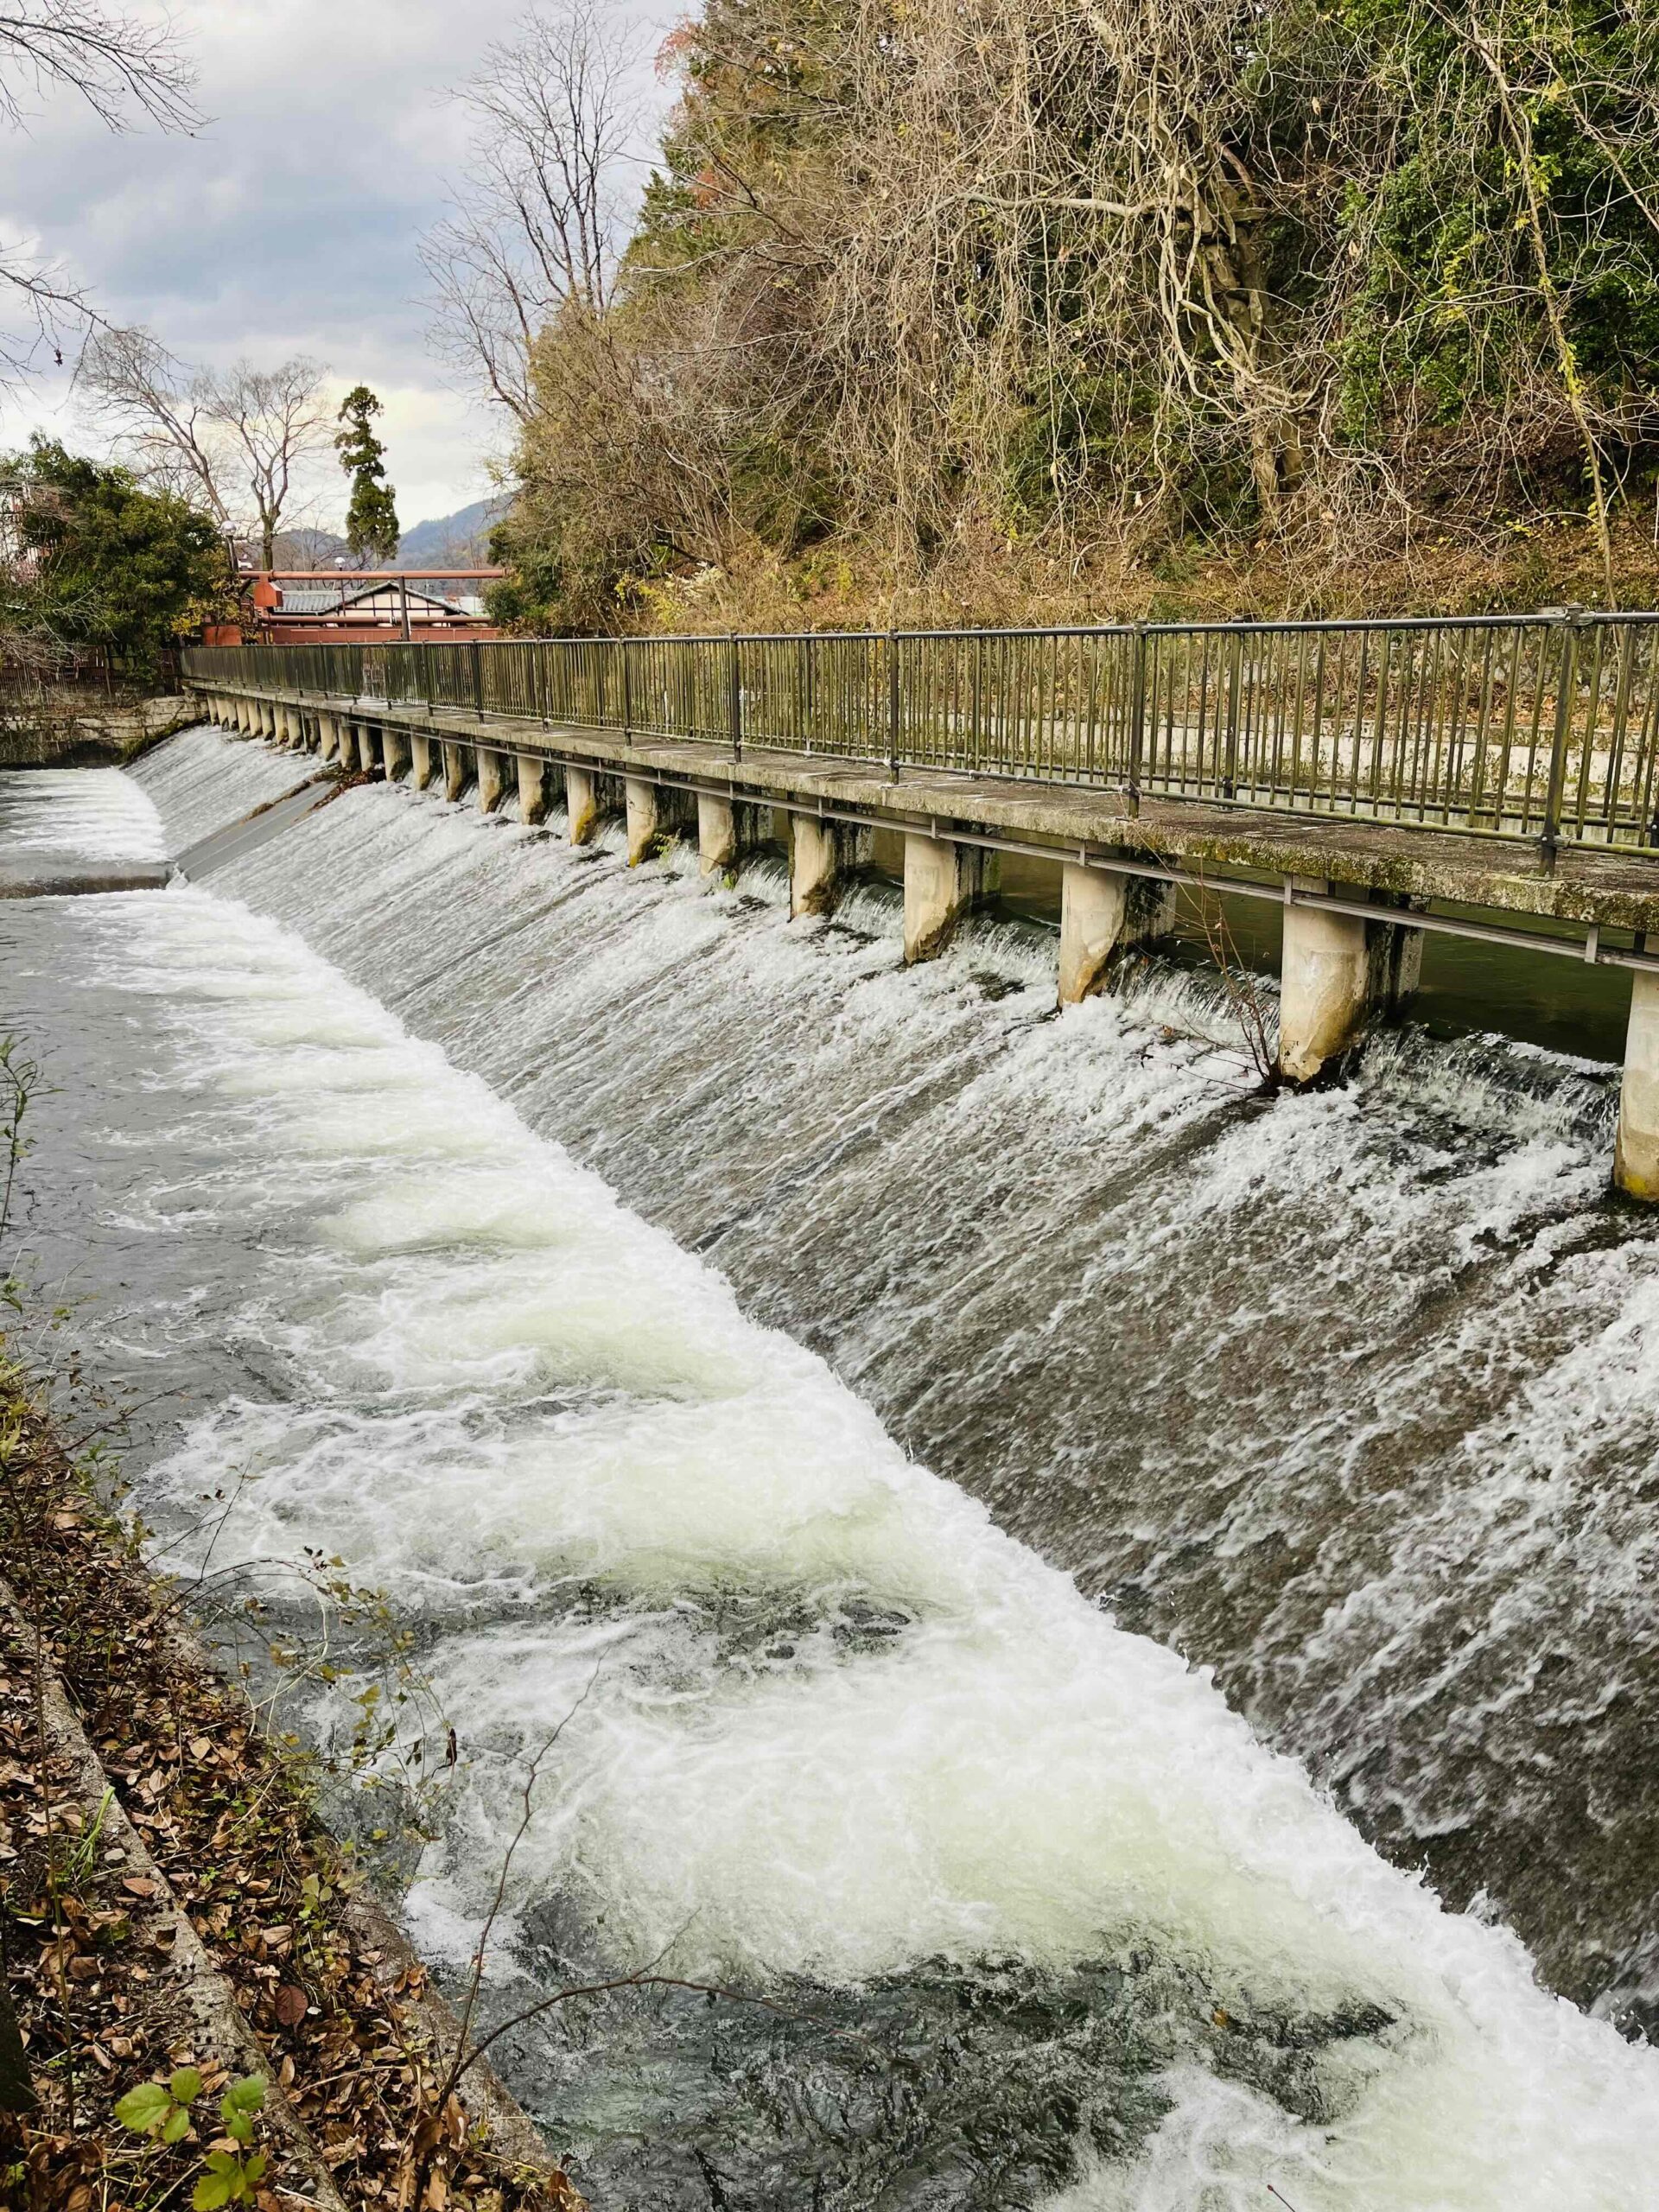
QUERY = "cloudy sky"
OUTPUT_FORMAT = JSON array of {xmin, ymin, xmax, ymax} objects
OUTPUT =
[{"xmin": 0, "ymin": 0, "xmax": 669, "ymax": 536}]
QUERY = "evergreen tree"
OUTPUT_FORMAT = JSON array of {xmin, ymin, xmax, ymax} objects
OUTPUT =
[
  {"xmin": 0, "ymin": 438, "xmax": 229, "ymax": 669},
  {"xmin": 334, "ymin": 385, "xmax": 400, "ymax": 564}
]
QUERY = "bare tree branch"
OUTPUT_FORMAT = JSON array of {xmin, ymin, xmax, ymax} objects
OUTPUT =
[
  {"xmin": 0, "ymin": 4, "xmax": 199, "ymax": 381},
  {"xmin": 423, "ymin": 0, "xmax": 652, "ymax": 422},
  {"xmin": 78, "ymin": 329, "xmax": 332, "ymax": 566},
  {"xmin": 0, "ymin": 3, "xmax": 198, "ymax": 135}
]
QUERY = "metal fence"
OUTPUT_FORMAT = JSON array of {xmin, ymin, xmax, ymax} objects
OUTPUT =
[{"xmin": 183, "ymin": 609, "xmax": 1659, "ymax": 853}]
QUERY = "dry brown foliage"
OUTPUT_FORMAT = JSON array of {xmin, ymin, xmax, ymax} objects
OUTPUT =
[{"xmin": 465, "ymin": 0, "xmax": 1659, "ymax": 631}]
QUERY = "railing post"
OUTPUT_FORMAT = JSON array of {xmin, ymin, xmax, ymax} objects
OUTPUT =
[
  {"xmin": 887, "ymin": 631, "xmax": 900, "ymax": 780},
  {"xmin": 1541, "ymin": 604, "xmax": 1584, "ymax": 869},
  {"xmin": 1127, "ymin": 622, "xmax": 1147, "ymax": 818},
  {"xmin": 1224, "ymin": 618, "xmax": 1245, "ymax": 798},
  {"xmin": 471, "ymin": 638, "xmax": 485, "ymax": 718},
  {"xmin": 622, "ymin": 639, "xmax": 634, "ymax": 746},
  {"xmin": 728, "ymin": 634, "xmax": 741, "ymax": 762}
]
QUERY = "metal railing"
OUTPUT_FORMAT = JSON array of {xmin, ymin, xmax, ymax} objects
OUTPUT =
[{"xmin": 183, "ymin": 608, "xmax": 1659, "ymax": 854}]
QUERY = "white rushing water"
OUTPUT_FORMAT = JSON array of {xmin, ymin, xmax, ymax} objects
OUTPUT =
[
  {"xmin": 126, "ymin": 722, "xmax": 318, "ymax": 853},
  {"xmin": 0, "ymin": 766, "xmax": 166, "ymax": 859},
  {"xmin": 10, "ymin": 849, "xmax": 1655, "ymax": 2209},
  {"xmin": 192, "ymin": 766, "xmax": 1656, "ymax": 2032}
]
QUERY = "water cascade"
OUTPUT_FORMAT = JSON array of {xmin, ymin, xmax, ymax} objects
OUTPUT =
[{"xmin": 3, "ymin": 722, "xmax": 1658, "ymax": 2207}]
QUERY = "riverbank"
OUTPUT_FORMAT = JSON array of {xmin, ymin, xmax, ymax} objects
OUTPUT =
[{"xmin": 0, "ymin": 1330, "xmax": 582, "ymax": 2210}]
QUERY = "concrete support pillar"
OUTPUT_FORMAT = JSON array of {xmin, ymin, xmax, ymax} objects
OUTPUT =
[
  {"xmin": 338, "ymin": 721, "xmax": 361, "ymax": 773},
  {"xmin": 381, "ymin": 725, "xmax": 410, "ymax": 781},
  {"xmin": 790, "ymin": 815, "xmax": 850, "ymax": 918},
  {"xmin": 263, "ymin": 702, "xmax": 277, "ymax": 740},
  {"xmin": 318, "ymin": 712, "xmax": 339, "ymax": 763},
  {"xmin": 566, "ymin": 765, "xmax": 600, "ymax": 846},
  {"xmin": 518, "ymin": 753, "xmax": 550, "ymax": 826},
  {"xmin": 903, "ymin": 831, "xmax": 995, "ymax": 963},
  {"xmin": 1615, "ymin": 970, "xmax": 1659, "ymax": 1200},
  {"xmin": 1058, "ymin": 864, "xmax": 1177, "ymax": 1004},
  {"xmin": 477, "ymin": 747, "xmax": 508, "ymax": 813},
  {"xmin": 626, "ymin": 776, "xmax": 670, "ymax": 865},
  {"xmin": 697, "ymin": 792, "xmax": 744, "ymax": 878},
  {"xmin": 235, "ymin": 697, "xmax": 250, "ymax": 734},
  {"xmin": 1276, "ymin": 885, "xmax": 1421, "ymax": 1085},
  {"xmin": 442, "ymin": 741, "xmax": 471, "ymax": 803},
  {"xmin": 410, "ymin": 732, "xmax": 435, "ymax": 790}
]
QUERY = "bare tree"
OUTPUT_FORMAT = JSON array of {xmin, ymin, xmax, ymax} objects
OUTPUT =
[
  {"xmin": 0, "ymin": 4, "xmax": 198, "ymax": 376},
  {"xmin": 0, "ymin": 1, "xmax": 194, "ymax": 131},
  {"xmin": 79, "ymin": 329, "xmax": 331, "ymax": 568},
  {"xmin": 422, "ymin": 0, "xmax": 652, "ymax": 423}
]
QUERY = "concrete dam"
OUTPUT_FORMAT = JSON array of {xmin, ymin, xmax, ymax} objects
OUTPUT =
[{"xmin": 7, "ymin": 662, "xmax": 1659, "ymax": 2206}]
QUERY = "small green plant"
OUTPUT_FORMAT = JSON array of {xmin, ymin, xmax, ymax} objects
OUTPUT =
[
  {"xmin": 59, "ymin": 1783, "xmax": 113, "ymax": 1887},
  {"xmin": 115, "ymin": 2069, "xmax": 269, "ymax": 2205},
  {"xmin": 114, "ymin": 2063, "xmax": 203, "ymax": 2144},
  {"xmin": 194, "ymin": 2075, "xmax": 268, "ymax": 2209}
]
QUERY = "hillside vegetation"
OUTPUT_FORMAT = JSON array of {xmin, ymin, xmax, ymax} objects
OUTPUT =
[{"xmin": 487, "ymin": 0, "xmax": 1659, "ymax": 632}]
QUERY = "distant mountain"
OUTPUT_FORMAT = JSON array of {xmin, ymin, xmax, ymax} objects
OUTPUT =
[{"xmin": 398, "ymin": 496, "xmax": 505, "ymax": 568}]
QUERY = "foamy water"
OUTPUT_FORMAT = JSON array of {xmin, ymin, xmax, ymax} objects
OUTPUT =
[
  {"xmin": 132, "ymin": 758, "xmax": 1659, "ymax": 2029},
  {"xmin": 127, "ymin": 722, "xmax": 317, "ymax": 853},
  {"xmin": 6, "ymin": 738, "xmax": 1659, "ymax": 2202},
  {"xmin": 0, "ymin": 766, "xmax": 166, "ymax": 860}
]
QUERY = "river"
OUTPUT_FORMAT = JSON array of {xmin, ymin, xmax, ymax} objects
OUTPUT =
[{"xmin": 3, "ymin": 725, "xmax": 1657, "ymax": 2208}]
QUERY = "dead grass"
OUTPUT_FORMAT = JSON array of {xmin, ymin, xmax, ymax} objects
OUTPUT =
[{"xmin": 618, "ymin": 510, "xmax": 1659, "ymax": 637}]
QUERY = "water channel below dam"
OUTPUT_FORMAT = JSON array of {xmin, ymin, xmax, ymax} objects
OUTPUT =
[{"xmin": 4, "ymin": 725, "xmax": 1659, "ymax": 2207}]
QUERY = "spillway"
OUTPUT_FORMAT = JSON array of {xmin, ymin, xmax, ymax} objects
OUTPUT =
[{"xmin": 4, "ymin": 722, "xmax": 1659, "ymax": 2207}]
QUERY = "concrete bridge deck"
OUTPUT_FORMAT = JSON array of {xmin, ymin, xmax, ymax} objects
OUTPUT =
[{"xmin": 186, "ymin": 673, "xmax": 1659, "ymax": 1200}]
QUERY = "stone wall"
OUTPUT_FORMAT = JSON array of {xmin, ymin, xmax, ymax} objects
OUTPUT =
[{"xmin": 0, "ymin": 694, "xmax": 195, "ymax": 768}]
